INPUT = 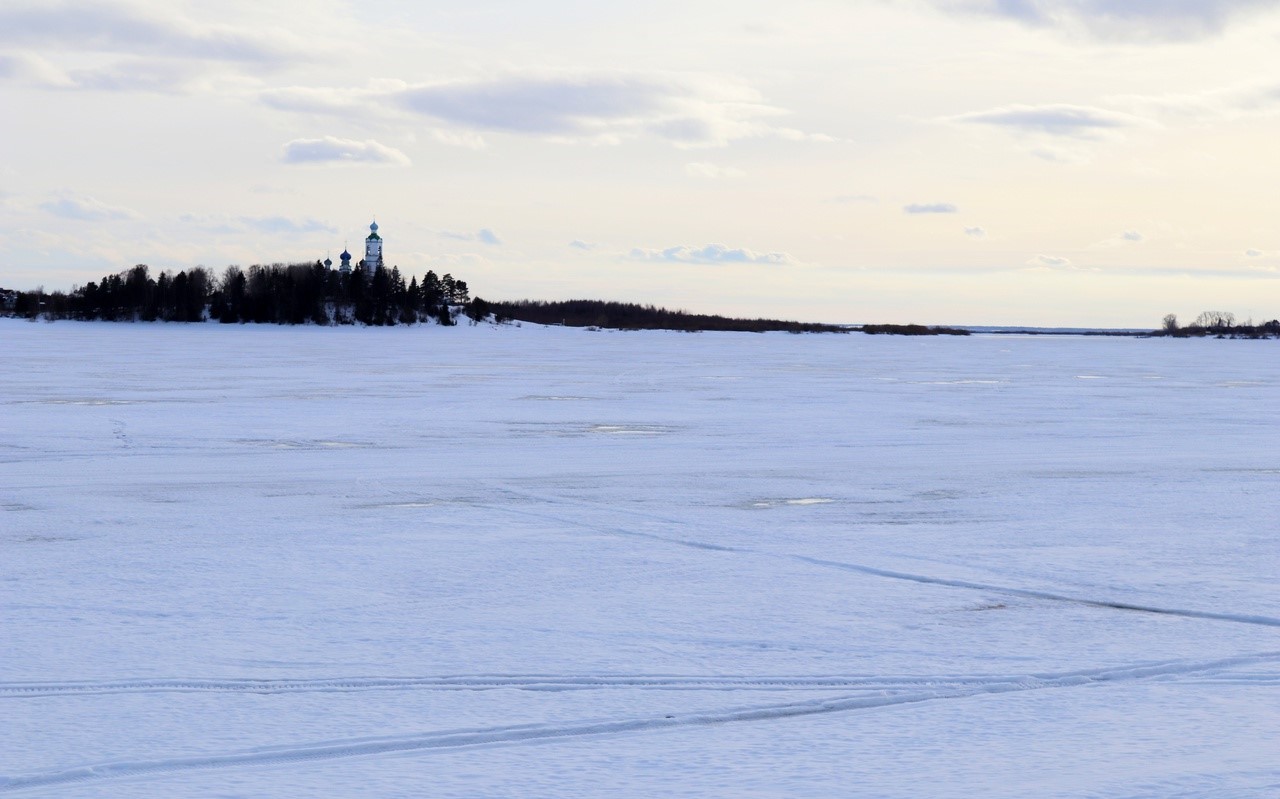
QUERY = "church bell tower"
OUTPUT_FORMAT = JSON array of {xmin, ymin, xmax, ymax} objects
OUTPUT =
[{"xmin": 363, "ymin": 221, "xmax": 383, "ymax": 276}]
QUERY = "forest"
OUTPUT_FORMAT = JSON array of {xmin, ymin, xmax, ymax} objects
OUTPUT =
[
  {"xmin": 485, "ymin": 299, "xmax": 848, "ymax": 333},
  {"xmin": 1153, "ymin": 312, "xmax": 1280, "ymax": 339},
  {"xmin": 1, "ymin": 263, "xmax": 481, "ymax": 326}
]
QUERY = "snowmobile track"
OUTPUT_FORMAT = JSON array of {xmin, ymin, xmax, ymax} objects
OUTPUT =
[{"xmin": 2, "ymin": 653, "xmax": 1276, "ymax": 793}]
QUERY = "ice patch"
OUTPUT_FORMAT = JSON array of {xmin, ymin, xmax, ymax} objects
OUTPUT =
[
  {"xmin": 38, "ymin": 399, "xmax": 139, "ymax": 406},
  {"xmin": 239, "ymin": 439, "xmax": 372, "ymax": 450},
  {"xmin": 589, "ymin": 425, "xmax": 675, "ymax": 435},
  {"xmin": 747, "ymin": 498, "xmax": 835, "ymax": 508}
]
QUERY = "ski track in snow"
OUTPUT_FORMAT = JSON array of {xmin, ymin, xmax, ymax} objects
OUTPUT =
[
  {"xmin": 482, "ymin": 486, "xmax": 1280, "ymax": 630},
  {"xmin": 3, "ymin": 653, "xmax": 1278, "ymax": 793},
  {"xmin": 17, "ymin": 661, "xmax": 1280, "ymax": 700}
]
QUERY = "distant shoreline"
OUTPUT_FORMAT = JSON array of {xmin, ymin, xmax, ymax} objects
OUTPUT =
[{"xmin": 3, "ymin": 277, "xmax": 1274, "ymax": 337}]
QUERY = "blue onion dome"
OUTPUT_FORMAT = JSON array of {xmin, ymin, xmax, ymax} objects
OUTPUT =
[
  {"xmin": 370, "ymin": 221, "xmax": 378, "ymax": 232},
  {"xmin": 340, "ymin": 249, "xmax": 351, "ymax": 259}
]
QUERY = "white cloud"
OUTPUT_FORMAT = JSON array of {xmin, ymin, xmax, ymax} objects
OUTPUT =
[
  {"xmin": 685, "ymin": 162, "xmax": 746, "ymax": 179},
  {"xmin": 0, "ymin": 51, "xmax": 71, "ymax": 87},
  {"xmin": 904, "ymin": 202, "xmax": 958, "ymax": 214},
  {"xmin": 965, "ymin": 226, "xmax": 987, "ymax": 238},
  {"xmin": 40, "ymin": 193, "xmax": 139, "ymax": 221},
  {"xmin": 0, "ymin": 50, "xmax": 213, "ymax": 93},
  {"xmin": 239, "ymin": 216, "xmax": 335, "ymax": 235},
  {"xmin": 263, "ymin": 71, "xmax": 828, "ymax": 148},
  {"xmin": 281, "ymin": 137, "xmax": 410, "ymax": 166},
  {"xmin": 945, "ymin": 104, "xmax": 1152, "ymax": 139},
  {"xmin": 1029, "ymin": 254, "xmax": 1072, "ymax": 267},
  {"xmin": 0, "ymin": 1, "xmax": 304, "ymax": 63},
  {"xmin": 178, "ymin": 214, "xmax": 335, "ymax": 235},
  {"xmin": 629, "ymin": 243, "xmax": 798, "ymax": 266},
  {"xmin": 1246, "ymin": 248, "xmax": 1265, "ymax": 257},
  {"xmin": 569, "ymin": 240, "xmax": 597, "ymax": 250},
  {"xmin": 1090, "ymin": 229, "xmax": 1147, "ymax": 248},
  {"xmin": 928, "ymin": 0, "xmax": 1279, "ymax": 41},
  {"xmin": 65, "ymin": 59, "xmax": 201, "ymax": 93},
  {"xmin": 437, "ymin": 229, "xmax": 501, "ymax": 245}
]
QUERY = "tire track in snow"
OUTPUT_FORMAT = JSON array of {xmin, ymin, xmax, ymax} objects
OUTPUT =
[
  {"xmin": 791, "ymin": 555, "xmax": 1280, "ymax": 629},
  {"xmin": 483, "ymin": 488, "xmax": 1280, "ymax": 630},
  {"xmin": 3, "ymin": 653, "xmax": 1276, "ymax": 794}
]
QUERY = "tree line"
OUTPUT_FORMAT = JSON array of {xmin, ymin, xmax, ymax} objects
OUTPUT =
[
  {"xmin": 3, "ymin": 262, "xmax": 486, "ymax": 326},
  {"xmin": 1157, "ymin": 311, "xmax": 1280, "ymax": 339},
  {"xmin": 485, "ymin": 299, "xmax": 848, "ymax": 333}
]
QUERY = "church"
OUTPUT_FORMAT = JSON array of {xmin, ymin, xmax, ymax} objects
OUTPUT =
[{"xmin": 323, "ymin": 221, "xmax": 383, "ymax": 276}]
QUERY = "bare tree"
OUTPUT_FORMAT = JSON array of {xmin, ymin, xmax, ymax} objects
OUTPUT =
[{"xmin": 1193, "ymin": 311, "xmax": 1235, "ymax": 329}]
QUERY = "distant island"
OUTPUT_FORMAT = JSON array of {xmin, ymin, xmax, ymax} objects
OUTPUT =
[
  {"xmin": 2, "ymin": 265, "xmax": 1275, "ymax": 338},
  {"xmin": 0, "ymin": 264, "xmax": 951, "ymax": 335}
]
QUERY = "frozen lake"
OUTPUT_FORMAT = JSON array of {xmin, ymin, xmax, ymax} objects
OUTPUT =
[{"xmin": 3, "ymin": 319, "xmax": 1279, "ymax": 797}]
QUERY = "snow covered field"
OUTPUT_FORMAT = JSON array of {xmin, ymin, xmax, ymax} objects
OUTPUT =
[{"xmin": 3, "ymin": 319, "xmax": 1278, "ymax": 798}]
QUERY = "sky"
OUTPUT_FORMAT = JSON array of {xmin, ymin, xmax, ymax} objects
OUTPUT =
[{"xmin": 4, "ymin": 0, "xmax": 1280, "ymax": 326}]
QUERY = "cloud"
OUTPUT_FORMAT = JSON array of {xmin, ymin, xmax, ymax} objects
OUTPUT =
[
  {"xmin": 0, "ymin": 51, "xmax": 70, "ymax": 86},
  {"xmin": 945, "ymin": 104, "xmax": 1151, "ymax": 139},
  {"xmin": 569, "ymin": 240, "xmax": 597, "ymax": 250},
  {"xmin": 1090, "ymin": 229, "xmax": 1147, "ymax": 248},
  {"xmin": 0, "ymin": 2, "xmax": 303, "ymax": 63},
  {"xmin": 239, "ymin": 216, "xmax": 335, "ymax": 235},
  {"xmin": 1107, "ymin": 82, "xmax": 1280, "ymax": 127},
  {"xmin": 68, "ymin": 59, "xmax": 203, "ymax": 93},
  {"xmin": 0, "ymin": 51, "xmax": 211, "ymax": 93},
  {"xmin": 281, "ymin": 137, "xmax": 410, "ymax": 166},
  {"xmin": 178, "ymin": 214, "xmax": 335, "ymax": 235},
  {"xmin": 1246, "ymin": 248, "xmax": 1265, "ymax": 257},
  {"xmin": 904, "ymin": 202, "xmax": 958, "ymax": 214},
  {"xmin": 264, "ymin": 71, "xmax": 828, "ymax": 148},
  {"xmin": 629, "ymin": 243, "xmax": 798, "ymax": 266},
  {"xmin": 928, "ymin": 0, "xmax": 1278, "ymax": 41},
  {"xmin": 685, "ymin": 162, "xmax": 746, "ymax": 179},
  {"xmin": 965, "ymin": 226, "xmax": 987, "ymax": 238},
  {"xmin": 1029, "ymin": 254, "xmax": 1072, "ymax": 267},
  {"xmin": 40, "ymin": 193, "xmax": 139, "ymax": 221},
  {"xmin": 436, "ymin": 228, "xmax": 502, "ymax": 245}
]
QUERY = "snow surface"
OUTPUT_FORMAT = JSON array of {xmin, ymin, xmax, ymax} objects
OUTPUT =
[{"xmin": 2, "ymin": 319, "xmax": 1278, "ymax": 797}]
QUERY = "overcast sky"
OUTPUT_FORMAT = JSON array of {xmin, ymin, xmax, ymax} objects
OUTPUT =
[{"xmin": 4, "ymin": 0, "xmax": 1280, "ymax": 325}]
